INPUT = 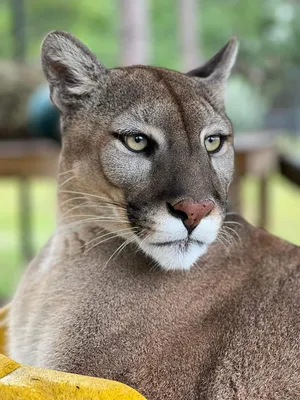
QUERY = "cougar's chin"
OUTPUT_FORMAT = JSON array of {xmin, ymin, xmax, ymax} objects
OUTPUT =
[
  {"xmin": 136, "ymin": 215, "xmax": 222, "ymax": 271},
  {"xmin": 139, "ymin": 240, "xmax": 209, "ymax": 271}
]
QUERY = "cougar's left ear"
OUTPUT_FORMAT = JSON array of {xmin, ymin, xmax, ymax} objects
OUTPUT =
[
  {"xmin": 41, "ymin": 30, "xmax": 107, "ymax": 113},
  {"xmin": 187, "ymin": 37, "xmax": 238, "ymax": 106}
]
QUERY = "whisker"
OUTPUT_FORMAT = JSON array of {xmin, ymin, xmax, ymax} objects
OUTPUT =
[
  {"xmin": 137, "ymin": 231, "xmax": 151, "ymax": 246},
  {"xmin": 216, "ymin": 236, "xmax": 228, "ymax": 251},
  {"xmin": 139, "ymin": 231, "xmax": 150, "ymax": 244},
  {"xmin": 218, "ymin": 233, "xmax": 231, "ymax": 247},
  {"xmin": 59, "ymin": 196, "xmax": 126, "ymax": 214},
  {"xmin": 60, "ymin": 214, "xmax": 129, "ymax": 222},
  {"xmin": 57, "ymin": 218, "xmax": 129, "ymax": 232},
  {"xmin": 83, "ymin": 227, "xmax": 137, "ymax": 249},
  {"xmin": 218, "ymin": 238, "xmax": 233, "ymax": 251},
  {"xmin": 62, "ymin": 201, "xmax": 91, "ymax": 217},
  {"xmin": 103, "ymin": 235, "xmax": 136, "ymax": 270},
  {"xmin": 222, "ymin": 228, "xmax": 236, "ymax": 244},
  {"xmin": 218, "ymin": 230, "xmax": 235, "ymax": 247},
  {"xmin": 134, "ymin": 224, "xmax": 171, "ymax": 235},
  {"xmin": 59, "ymin": 196, "xmax": 88, "ymax": 208},
  {"xmin": 62, "ymin": 202, "xmax": 124, "ymax": 217},
  {"xmin": 149, "ymin": 259, "xmax": 160, "ymax": 273},
  {"xmin": 84, "ymin": 234, "xmax": 125, "ymax": 254},
  {"xmin": 59, "ymin": 190, "xmax": 126, "ymax": 207},
  {"xmin": 59, "ymin": 175, "xmax": 75, "ymax": 188},
  {"xmin": 226, "ymin": 211, "xmax": 240, "ymax": 217},
  {"xmin": 58, "ymin": 169, "xmax": 74, "ymax": 176},
  {"xmin": 223, "ymin": 226, "xmax": 242, "ymax": 243},
  {"xmin": 224, "ymin": 221, "xmax": 243, "ymax": 228}
]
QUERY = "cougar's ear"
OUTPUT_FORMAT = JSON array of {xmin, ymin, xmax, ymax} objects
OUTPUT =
[
  {"xmin": 41, "ymin": 30, "xmax": 107, "ymax": 112},
  {"xmin": 187, "ymin": 37, "xmax": 238, "ymax": 106}
]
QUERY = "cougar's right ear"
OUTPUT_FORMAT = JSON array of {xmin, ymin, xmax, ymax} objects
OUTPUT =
[
  {"xmin": 41, "ymin": 30, "xmax": 107, "ymax": 112},
  {"xmin": 187, "ymin": 37, "xmax": 238, "ymax": 107}
]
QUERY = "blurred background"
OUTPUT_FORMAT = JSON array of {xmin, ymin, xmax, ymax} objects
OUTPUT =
[{"xmin": 1, "ymin": 0, "xmax": 300, "ymax": 302}]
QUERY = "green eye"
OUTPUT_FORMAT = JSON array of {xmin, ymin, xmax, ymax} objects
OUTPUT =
[
  {"xmin": 204, "ymin": 135, "xmax": 223, "ymax": 153},
  {"xmin": 124, "ymin": 134, "xmax": 149, "ymax": 152}
]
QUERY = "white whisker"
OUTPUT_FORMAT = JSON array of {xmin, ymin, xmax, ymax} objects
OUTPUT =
[
  {"xmin": 149, "ymin": 258, "xmax": 160, "ymax": 272},
  {"xmin": 58, "ymin": 218, "xmax": 129, "ymax": 232},
  {"xmin": 62, "ymin": 202, "xmax": 122, "ymax": 217},
  {"xmin": 59, "ymin": 196, "xmax": 125, "ymax": 212},
  {"xmin": 59, "ymin": 190, "xmax": 126, "ymax": 206},
  {"xmin": 58, "ymin": 169, "xmax": 74, "ymax": 176},
  {"xmin": 59, "ymin": 196, "xmax": 87, "ymax": 208},
  {"xmin": 103, "ymin": 235, "xmax": 136, "ymax": 270},
  {"xmin": 224, "ymin": 221, "xmax": 243, "ymax": 228},
  {"xmin": 219, "ymin": 230, "xmax": 235, "ymax": 247},
  {"xmin": 59, "ymin": 175, "xmax": 75, "ymax": 188},
  {"xmin": 223, "ymin": 226, "xmax": 242, "ymax": 244},
  {"xmin": 60, "ymin": 214, "xmax": 129, "ymax": 222},
  {"xmin": 62, "ymin": 202, "xmax": 90, "ymax": 216},
  {"xmin": 84, "ymin": 230, "xmax": 135, "ymax": 254},
  {"xmin": 216, "ymin": 236, "xmax": 228, "ymax": 251},
  {"xmin": 84, "ymin": 227, "xmax": 137, "ymax": 249},
  {"xmin": 226, "ymin": 211, "xmax": 240, "ymax": 217}
]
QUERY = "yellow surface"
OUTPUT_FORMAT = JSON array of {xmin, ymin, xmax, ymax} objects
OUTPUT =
[{"xmin": 0, "ymin": 306, "xmax": 146, "ymax": 400}]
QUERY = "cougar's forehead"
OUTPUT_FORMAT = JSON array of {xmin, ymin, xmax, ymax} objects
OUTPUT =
[{"xmin": 108, "ymin": 66, "xmax": 230, "ymax": 138}]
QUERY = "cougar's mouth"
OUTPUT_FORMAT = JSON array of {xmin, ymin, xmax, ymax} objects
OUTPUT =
[
  {"xmin": 126, "ymin": 201, "xmax": 223, "ymax": 270},
  {"xmin": 149, "ymin": 238, "xmax": 204, "ymax": 247},
  {"xmin": 133, "ymin": 212, "xmax": 222, "ymax": 271}
]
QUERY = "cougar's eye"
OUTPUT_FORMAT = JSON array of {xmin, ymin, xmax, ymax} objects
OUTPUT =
[
  {"xmin": 124, "ymin": 134, "xmax": 149, "ymax": 153},
  {"xmin": 204, "ymin": 135, "xmax": 223, "ymax": 153}
]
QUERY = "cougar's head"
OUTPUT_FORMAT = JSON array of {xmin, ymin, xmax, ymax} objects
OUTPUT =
[{"xmin": 42, "ymin": 31, "xmax": 238, "ymax": 271}]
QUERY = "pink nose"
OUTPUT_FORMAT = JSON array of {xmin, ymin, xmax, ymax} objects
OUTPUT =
[{"xmin": 171, "ymin": 200, "xmax": 215, "ymax": 233}]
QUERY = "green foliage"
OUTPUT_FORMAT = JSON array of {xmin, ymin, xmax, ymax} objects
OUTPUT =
[{"xmin": 0, "ymin": 2, "xmax": 13, "ymax": 58}]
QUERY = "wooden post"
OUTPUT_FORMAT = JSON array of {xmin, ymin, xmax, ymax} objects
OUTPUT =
[
  {"xmin": 119, "ymin": 0, "xmax": 150, "ymax": 65},
  {"xmin": 178, "ymin": 0, "xmax": 202, "ymax": 71},
  {"xmin": 11, "ymin": 0, "xmax": 34, "ymax": 262},
  {"xmin": 258, "ymin": 175, "xmax": 268, "ymax": 228},
  {"xmin": 11, "ymin": 0, "xmax": 26, "ymax": 61}
]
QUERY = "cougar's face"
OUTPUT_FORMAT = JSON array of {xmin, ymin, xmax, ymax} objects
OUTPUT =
[
  {"xmin": 96, "ymin": 69, "xmax": 234, "ymax": 270},
  {"xmin": 42, "ymin": 31, "xmax": 237, "ymax": 270}
]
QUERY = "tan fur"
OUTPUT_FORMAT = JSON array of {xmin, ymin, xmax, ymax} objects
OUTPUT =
[{"xmin": 8, "ymin": 32, "xmax": 300, "ymax": 399}]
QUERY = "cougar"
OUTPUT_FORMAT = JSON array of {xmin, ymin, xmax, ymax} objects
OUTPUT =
[{"xmin": 8, "ymin": 31, "xmax": 300, "ymax": 399}]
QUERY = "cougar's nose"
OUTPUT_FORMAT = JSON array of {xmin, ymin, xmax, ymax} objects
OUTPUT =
[{"xmin": 168, "ymin": 200, "xmax": 215, "ymax": 234}]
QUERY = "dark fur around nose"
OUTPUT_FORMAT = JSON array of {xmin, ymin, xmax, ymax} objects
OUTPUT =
[{"xmin": 167, "ymin": 200, "xmax": 214, "ymax": 234}]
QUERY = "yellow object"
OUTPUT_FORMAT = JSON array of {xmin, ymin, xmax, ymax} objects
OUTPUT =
[{"xmin": 0, "ymin": 306, "xmax": 146, "ymax": 400}]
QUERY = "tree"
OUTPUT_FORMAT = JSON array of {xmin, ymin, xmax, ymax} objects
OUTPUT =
[
  {"xmin": 178, "ymin": 0, "xmax": 202, "ymax": 71},
  {"xmin": 119, "ymin": 0, "xmax": 150, "ymax": 65}
]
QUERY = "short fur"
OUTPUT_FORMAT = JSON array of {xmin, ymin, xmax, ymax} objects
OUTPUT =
[{"xmin": 8, "ymin": 32, "xmax": 300, "ymax": 399}]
